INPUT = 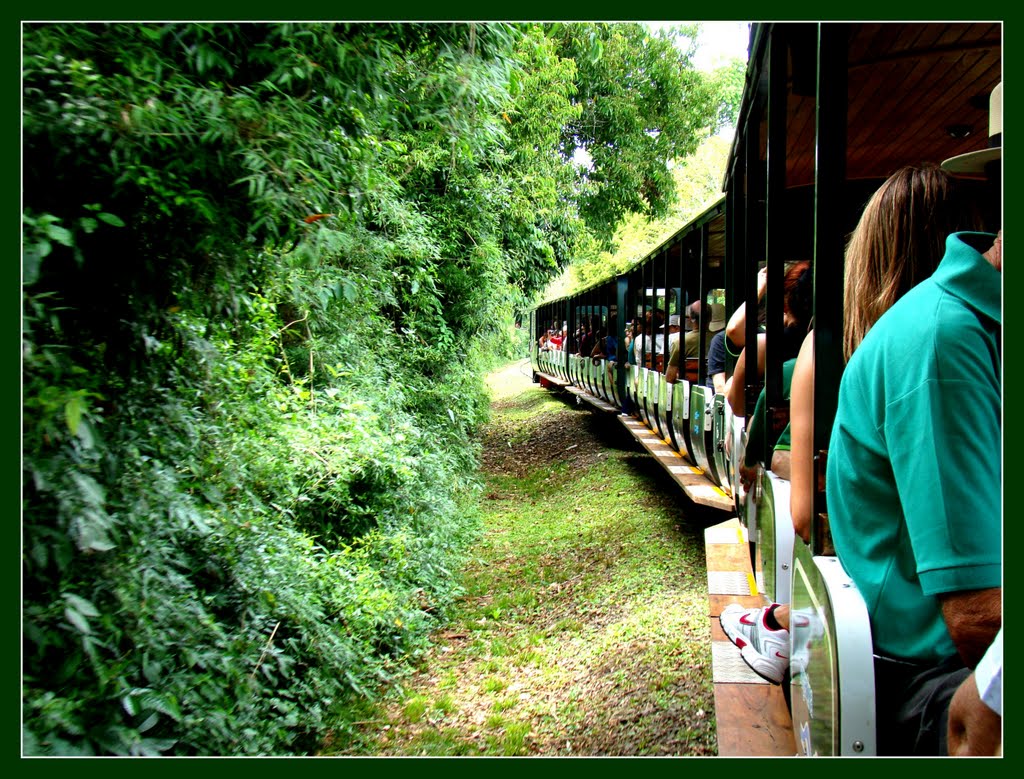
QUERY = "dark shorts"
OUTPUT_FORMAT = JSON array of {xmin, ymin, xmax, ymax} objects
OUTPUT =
[{"xmin": 873, "ymin": 653, "xmax": 971, "ymax": 756}]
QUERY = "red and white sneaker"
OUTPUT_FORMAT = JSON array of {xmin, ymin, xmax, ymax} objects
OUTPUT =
[{"xmin": 719, "ymin": 603, "xmax": 790, "ymax": 684}]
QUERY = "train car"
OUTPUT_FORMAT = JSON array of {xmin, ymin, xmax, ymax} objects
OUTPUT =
[
  {"xmin": 729, "ymin": 21, "xmax": 1000, "ymax": 757},
  {"xmin": 529, "ymin": 20, "xmax": 1001, "ymax": 756}
]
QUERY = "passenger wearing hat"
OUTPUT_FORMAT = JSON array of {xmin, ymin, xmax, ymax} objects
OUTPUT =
[
  {"xmin": 704, "ymin": 303, "xmax": 731, "ymax": 394},
  {"xmin": 663, "ymin": 311, "xmax": 683, "ymax": 384},
  {"xmin": 666, "ymin": 301, "xmax": 724, "ymax": 383},
  {"xmin": 708, "ymin": 303, "xmax": 726, "ymax": 333},
  {"xmin": 941, "ymin": 82, "xmax": 1001, "ymax": 176},
  {"xmin": 667, "ymin": 312, "xmax": 683, "ymax": 352},
  {"xmin": 942, "ymin": 81, "xmax": 1002, "ymax": 234},
  {"xmin": 675, "ymin": 303, "xmax": 696, "ymax": 358},
  {"xmin": 942, "ymin": 81, "xmax": 1003, "ymax": 757}
]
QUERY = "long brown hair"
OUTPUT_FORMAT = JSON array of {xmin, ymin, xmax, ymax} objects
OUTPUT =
[{"xmin": 843, "ymin": 164, "xmax": 982, "ymax": 361}]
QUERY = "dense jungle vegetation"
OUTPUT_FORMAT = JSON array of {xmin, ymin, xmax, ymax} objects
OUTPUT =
[{"xmin": 21, "ymin": 22, "xmax": 742, "ymax": 756}]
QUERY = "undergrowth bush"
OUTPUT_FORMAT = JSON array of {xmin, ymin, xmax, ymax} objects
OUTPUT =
[
  {"xmin": 23, "ymin": 268, "xmax": 487, "ymax": 754},
  {"xmin": 21, "ymin": 23, "xmax": 500, "ymax": 755}
]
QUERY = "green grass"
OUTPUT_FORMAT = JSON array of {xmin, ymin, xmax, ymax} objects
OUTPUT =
[
  {"xmin": 342, "ymin": 362, "xmax": 718, "ymax": 756},
  {"xmin": 481, "ymin": 677, "xmax": 508, "ymax": 693},
  {"xmin": 402, "ymin": 697, "xmax": 429, "ymax": 723}
]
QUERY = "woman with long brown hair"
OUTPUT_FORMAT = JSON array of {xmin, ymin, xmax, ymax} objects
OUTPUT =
[
  {"xmin": 842, "ymin": 163, "xmax": 983, "ymax": 361},
  {"xmin": 719, "ymin": 163, "xmax": 985, "ymax": 691}
]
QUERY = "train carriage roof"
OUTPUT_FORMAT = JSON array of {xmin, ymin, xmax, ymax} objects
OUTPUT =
[{"xmin": 729, "ymin": 22, "xmax": 1002, "ymax": 189}]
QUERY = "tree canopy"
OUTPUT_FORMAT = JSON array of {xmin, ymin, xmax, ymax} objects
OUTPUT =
[{"xmin": 560, "ymin": 132, "xmax": 735, "ymax": 295}]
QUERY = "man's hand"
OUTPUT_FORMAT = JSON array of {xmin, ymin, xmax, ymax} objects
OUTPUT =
[{"xmin": 948, "ymin": 672, "xmax": 1001, "ymax": 756}]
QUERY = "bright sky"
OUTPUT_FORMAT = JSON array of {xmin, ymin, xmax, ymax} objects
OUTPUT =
[
  {"xmin": 646, "ymin": 21, "xmax": 751, "ymax": 71},
  {"xmin": 693, "ymin": 21, "xmax": 750, "ymax": 70}
]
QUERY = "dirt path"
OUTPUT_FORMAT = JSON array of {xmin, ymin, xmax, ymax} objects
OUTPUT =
[{"xmin": 346, "ymin": 360, "xmax": 719, "ymax": 756}]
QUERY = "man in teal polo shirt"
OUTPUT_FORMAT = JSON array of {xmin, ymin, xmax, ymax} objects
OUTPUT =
[{"xmin": 826, "ymin": 229, "xmax": 1001, "ymax": 755}]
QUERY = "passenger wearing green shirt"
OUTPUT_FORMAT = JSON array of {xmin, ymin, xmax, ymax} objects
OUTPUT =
[
  {"xmin": 827, "ymin": 211, "xmax": 1001, "ymax": 758},
  {"xmin": 721, "ymin": 164, "xmax": 996, "ymax": 711}
]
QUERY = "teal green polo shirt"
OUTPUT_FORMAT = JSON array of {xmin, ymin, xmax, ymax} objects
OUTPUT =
[
  {"xmin": 827, "ymin": 232, "xmax": 1001, "ymax": 663},
  {"xmin": 743, "ymin": 358, "xmax": 795, "ymax": 467}
]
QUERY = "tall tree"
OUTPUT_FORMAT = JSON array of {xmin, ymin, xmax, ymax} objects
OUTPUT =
[
  {"xmin": 560, "ymin": 133, "xmax": 734, "ymax": 294},
  {"xmin": 547, "ymin": 22, "xmax": 718, "ymax": 242}
]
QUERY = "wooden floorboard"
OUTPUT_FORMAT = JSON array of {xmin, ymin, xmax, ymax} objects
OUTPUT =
[
  {"xmin": 618, "ymin": 414, "xmax": 735, "ymax": 513},
  {"xmin": 534, "ymin": 369, "xmax": 569, "ymax": 388},
  {"xmin": 539, "ymin": 375, "xmax": 736, "ymax": 512},
  {"xmin": 706, "ymin": 517, "xmax": 795, "ymax": 756},
  {"xmin": 714, "ymin": 684, "xmax": 796, "ymax": 756}
]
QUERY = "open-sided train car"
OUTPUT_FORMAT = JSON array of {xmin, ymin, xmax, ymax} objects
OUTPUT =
[
  {"xmin": 728, "ymin": 21, "xmax": 1000, "ymax": 756},
  {"xmin": 530, "ymin": 20, "xmax": 1000, "ymax": 756}
]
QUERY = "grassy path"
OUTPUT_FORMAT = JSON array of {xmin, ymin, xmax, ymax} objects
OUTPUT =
[{"xmin": 343, "ymin": 360, "xmax": 720, "ymax": 756}]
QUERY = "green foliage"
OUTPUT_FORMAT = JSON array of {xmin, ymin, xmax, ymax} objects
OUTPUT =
[
  {"xmin": 22, "ymin": 21, "xmax": 740, "ymax": 756},
  {"xmin": 706, "ymin": 58, "xmax": 747, "ymax": 134},
  {"xmin": 547, "ymin": 23, "xmax": 719, "ymax": 243},
  {"xmin": 550, "ymin": 134, "xmax": 733, "ymax": 297}
]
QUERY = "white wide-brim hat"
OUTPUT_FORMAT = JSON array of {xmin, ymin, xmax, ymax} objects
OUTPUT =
[{"xmin": 942, "ymin": 82, "xmax": 1001, "ymax": 174}]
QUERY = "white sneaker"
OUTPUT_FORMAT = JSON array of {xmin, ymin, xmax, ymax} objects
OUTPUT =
[
  {"xmin": 788, "ymin": 609, "xmax": 822, "ymax": 678},
  {"xmin": 719, "ymin": 603, "xmax": 790, "ymax": 684}
]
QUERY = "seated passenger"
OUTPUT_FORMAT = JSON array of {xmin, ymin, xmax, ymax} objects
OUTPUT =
[
  {"xmin": 725, "ymin": 265, "xmax": 766, "ymax": 350},
  {"xmin": 720, "ymin": 163, "xmax": 991, "ymax": 696},
  {"xmin": 593, "ymin": 327, "xmax": 606, "ymax": 362},
  {"xmin": 578, "ymin": 321, "xmax": 595, "ymax": 358},
  {"xmin": 728, "ymin": 259, "xmax": 812, "ymax": 488},
  {"xmin": 604, "ymin": 327, "xmax": 618, "ymax": 361},
  {"xmin": 667, "ymin": 305, "xmax": 708, "ymax": 384},
  {"xmin": 625, "ymin": 322, "xmax": 638, "ymax": 366},
  {"xmin": 828, "ymin": 162, "xmax": 999, "ymax": 755},
  {"xmin": 632, "ymin": 313, "xmax": 650, "ymax": 365},
  {"xmin": 633, "ymin": 310, "xmax": 665, "ymax": 369},
  {"xmin": 667, "ymin": 312, "xmax": 682, "ymax": 352},
  {"xmin": 726, "ymin": 261, "xmax": 811, "ymax": 418},
  {"xmin": 665, "ymin": 340, "xmax": 680, "ymax": 384},
  {"xmin": 705, "ymin": 327, "xmax": 732, "ymax": 395},
  {"xmin": 665, "ymin": 307, "xmax": 688, "ymax": 383},
  {"xmin": 678, "ymin": 303, "xmax": 696, "ymax": 357}
]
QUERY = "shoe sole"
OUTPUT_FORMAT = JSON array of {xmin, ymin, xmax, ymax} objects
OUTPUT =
[{"xmin": 739, "ymin": 644, "xmax": 786, "ymax": 684}]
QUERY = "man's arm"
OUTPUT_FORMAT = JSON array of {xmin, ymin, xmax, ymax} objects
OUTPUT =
[
  {"xmin": 939, "ymin": 587, "xmax": 1001, "ymax": 668},
  {"xmin": 789, "ymin": 331, "xmax": 815, "ymax": 543},
  {"xmin": 665, "ymin": 342, "xmax": 679, "ymax": 384},
  {"xmin": 948, "ymin": 671, "xmax": 1001, "ymax": 756},
  {"xmin": 726, "ymin": 266, "xmax": 767, "ymax": 347},
  {"xmin": 725, "ymin": 335, "xmax": 765, "ymax": 417},
  {"xmin": 712, "ymin": 372, "xmax": 727, "ymax": 395}
]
